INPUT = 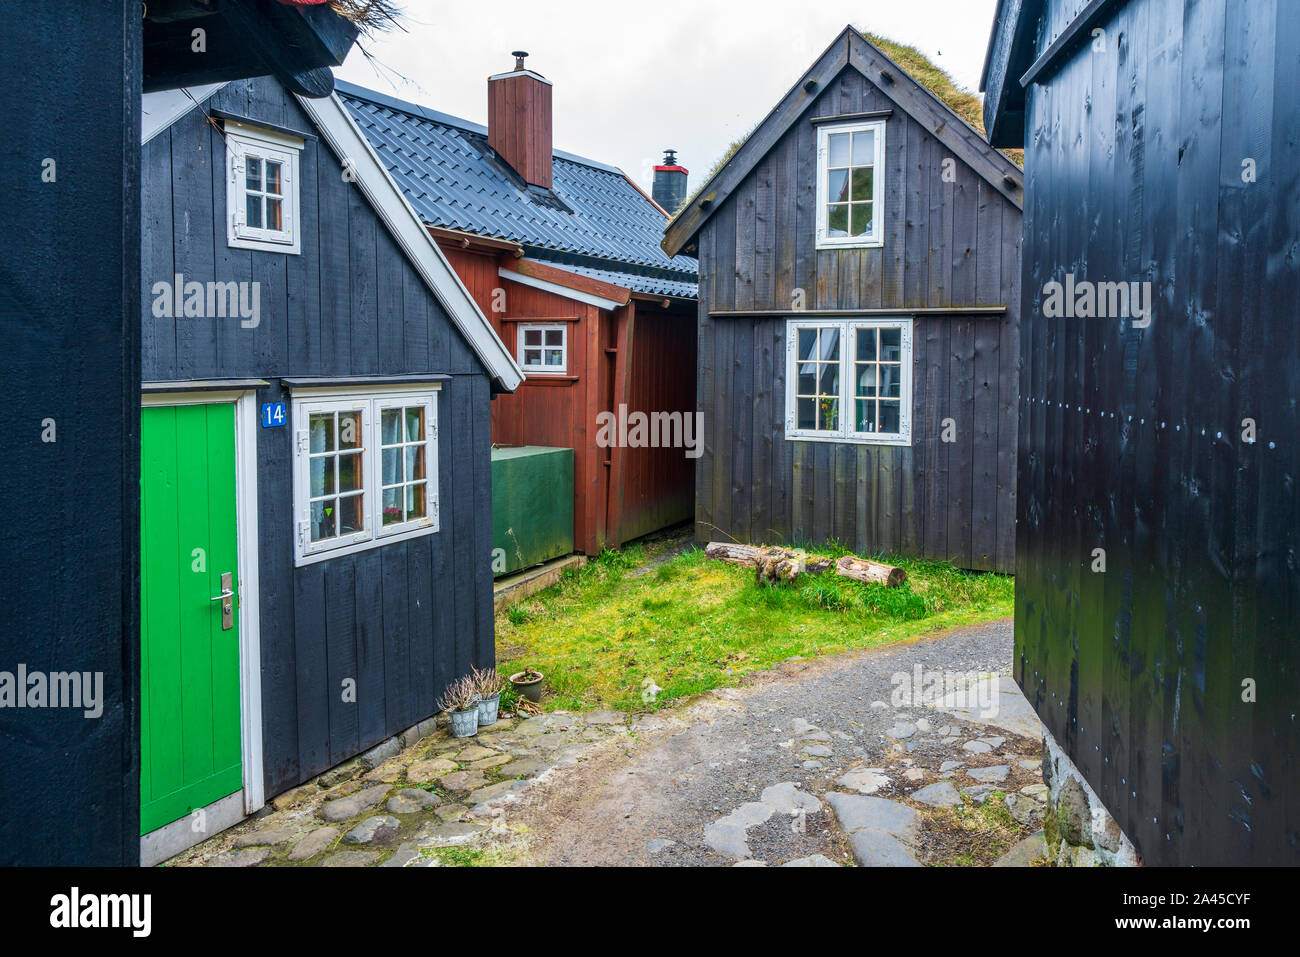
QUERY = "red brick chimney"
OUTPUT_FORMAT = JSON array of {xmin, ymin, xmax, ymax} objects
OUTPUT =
[{"xmin": 488, "ymin": 51, "xmax": 553, "ymax": 189}]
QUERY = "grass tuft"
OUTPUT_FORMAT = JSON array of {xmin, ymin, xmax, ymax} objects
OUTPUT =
[{"xmin": 496, "ymin": 540, "xmax": 1012, "ymax": 715}]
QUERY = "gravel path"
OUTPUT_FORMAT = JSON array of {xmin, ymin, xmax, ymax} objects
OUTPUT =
[
  {"xmin": 171, "ymin": 616, "xmax": 1048, "ymax": 868},
  {"xmin": 514, "ymin": 617, "xmax": 1049, "ymax": 866}
]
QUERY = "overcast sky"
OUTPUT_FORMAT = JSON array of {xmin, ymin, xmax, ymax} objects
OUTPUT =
[{"xmin": 335, "ymin": 0, "xmax": 999, "ymax": 192}]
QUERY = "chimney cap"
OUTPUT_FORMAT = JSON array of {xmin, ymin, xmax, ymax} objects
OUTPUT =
[
  {"xmin": 512, "ymin": 50, "xmax": 529, "ymax": 70},
  {"xmin": 662, "ymin": 148, "xmax": 678, "ymax": 164}
]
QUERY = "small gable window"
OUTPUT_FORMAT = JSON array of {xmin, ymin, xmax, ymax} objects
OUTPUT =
[
  {"xmin": 785, "ymin": 317, "xmax": 911, "ymax": 446},
  {"xmin": 517, "ymin": 323, "xmax": 567, "ymax": 373},
  {"xmin": 815, "ymin": 119, "xmax": 885, "ymax": 249},
  {"xmin": 226, "ymin": 122, "xmax": 303, "ymax": 254}
]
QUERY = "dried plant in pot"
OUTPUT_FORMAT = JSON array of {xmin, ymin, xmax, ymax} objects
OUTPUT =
[
  {"xmin": 437, "ymin": 675, "xmax": 481, "ymax": 738},
  {"xmin": 472, "ymin": 666, "xmax": 506, "ymax": 726},
  {"xmin": 509, "ymin": 667, "xmax": 545, "ymax": 703}
]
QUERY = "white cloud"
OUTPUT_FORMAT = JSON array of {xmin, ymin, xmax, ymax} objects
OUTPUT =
[{"xmin": 336, "ymin": 0, "xmax": 998, "ymax": 191}]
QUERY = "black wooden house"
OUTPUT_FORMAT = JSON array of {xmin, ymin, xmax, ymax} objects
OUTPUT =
[
  {"xmin": 4, "ymin": 0, "xmax": 362, "ymax": 868},
  {"xmin": 663, "ymin": 27, "xmax": 1024, "ymax": 572},
  {"xmin": 984, "ymin": 0, "xmax": 1298, "ymax": 864},
  {"xmin": 137, "ymin": 75, "xmax": 521, "ymax": 862}
]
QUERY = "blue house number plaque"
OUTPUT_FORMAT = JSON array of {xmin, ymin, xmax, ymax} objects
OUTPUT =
[{"xmin": 261, "ymin": 402, "xmax": 287, "ymax": 428}]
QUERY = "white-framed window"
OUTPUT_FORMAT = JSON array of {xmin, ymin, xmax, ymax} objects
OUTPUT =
[
  {"xmin": 517, "ymin": 323, "xmax": 567, "ymax": 373},
  {"xmin": 785, "ymin": 317, "xmax": 912, "ymax": 446},
  {"xmin": 226, "ymin": 122, "xmax": 303, "ymax": 255},
  {"xmin": 815, "ymin": 119, "xmax": 886, "ymax": 249},
  {"xmin": 292, "ymin": 387, "xmax": 440, "ymax": 565}
]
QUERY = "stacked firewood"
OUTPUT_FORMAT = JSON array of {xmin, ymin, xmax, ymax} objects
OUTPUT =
[{"xmin": 704, "ymin": 542, "xmax": 906, "ymax": 587}]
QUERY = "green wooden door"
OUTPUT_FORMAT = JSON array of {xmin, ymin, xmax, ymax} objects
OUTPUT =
[{"xmin": 140, "ymin": 404, "xmax": 242, "ymax": 835}]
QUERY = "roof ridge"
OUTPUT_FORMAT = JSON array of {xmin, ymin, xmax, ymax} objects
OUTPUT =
[
  {"xmin": 334, "ymin": 77, "xmax": 624, "ymax": 175},
  {"xmin": 856, "ymin": 31, "xmax": 1003, "ymax": 155},
  {"xmin": 661, "ymin": 25, "xmax": 1023, "ymax": 257}
]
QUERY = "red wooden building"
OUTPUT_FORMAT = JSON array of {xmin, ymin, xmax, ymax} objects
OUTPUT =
[{"xmin": 340, "ymin": 59, "xmax": 699, "ymax": 554}]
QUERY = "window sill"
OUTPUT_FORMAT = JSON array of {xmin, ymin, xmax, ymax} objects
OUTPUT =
[
  {"xmin": 229, "ymin": 235, "xmax": 302, "ymax": 255},
  {"xmin": 520, "ymin": 374, "xmax": 579, "ymax": 386},
  {"xmin": 785, "ymin": 431, "xmax": 911, "ymax": 447},
  {"xmin": 814, "ymin": 238, "xmax": 885, "ymax": 251},
  {"xmin": 294, "ymin": 522, "xmax": 438, "ymax": 567}
]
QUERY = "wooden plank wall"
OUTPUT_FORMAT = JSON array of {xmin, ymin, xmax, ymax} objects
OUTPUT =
[
  {"xmin": 140, "ymin": 78, "xmax": 496, "ymax": 798},
  {"xmin": 615, "ymin": 303, "xmax": 698, "ymax": 543},
  {"xmin": 696, "ymin": 67, "xmax": 1022, "ymax": 572},
  {"xmin": 443, "ymin": 245, "xmax": 609, "ymax": 554},
  {"xmin": 445, "ymin": 246, "xmax": 698, "ymax": 554},
  {"xmin": 1015, "ymin": 0, "xmax": 1297, "ymax": 866},
  {"xmin": 1, "ymin": 2, "xmax": 142, "ymax": 865}
]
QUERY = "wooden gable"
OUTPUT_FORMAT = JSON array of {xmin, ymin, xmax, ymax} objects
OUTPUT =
[{"xmin": 664, "ymin": 27, "xmax": 1023, "ymax": 258}]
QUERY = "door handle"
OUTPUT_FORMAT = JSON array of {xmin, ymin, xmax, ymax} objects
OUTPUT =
[{"xmin": 210, "ymin": 571, "xmax": 235, "ymax": 631}]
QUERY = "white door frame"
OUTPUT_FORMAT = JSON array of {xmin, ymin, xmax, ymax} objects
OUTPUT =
[{"xmin": 141, "ymin": 389, "xmax": 265, "ymax": 815}]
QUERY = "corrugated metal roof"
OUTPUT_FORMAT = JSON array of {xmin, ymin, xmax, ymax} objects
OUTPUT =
[{"xmin": 337, "ymin": 80, "xmax": 698, "ymax": 298}]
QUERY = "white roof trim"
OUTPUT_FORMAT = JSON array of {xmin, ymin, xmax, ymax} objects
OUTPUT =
[
  {"xmin": 296, "ymin": 92, "xmax": 523, "ymax": 392},
  {"xmin": 498, "ymin": 265, "xmax": 626, "ymax": 312},
  {"xmin": 141, "ymin": 83, "xmax": 227, "ymax": 145}
]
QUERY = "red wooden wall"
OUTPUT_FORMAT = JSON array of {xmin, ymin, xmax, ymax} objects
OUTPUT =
[
  {"xmin": 439, "ymin": 242, "xmax": 695, "ymax": 555},
  {"xmin": 611, "ymin": 306, "xmax": 698, "ymax": 544}
]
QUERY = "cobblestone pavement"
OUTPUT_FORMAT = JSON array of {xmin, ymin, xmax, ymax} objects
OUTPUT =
[
  {"xmin": 172, "ymin": 617, "xmax": 1049, "ymax": 867},
  {"xmin": 512, "ymin": 617, "xmax": 1052, "ymax": 866},
  {"xmin": 168, "ymin": 709, "xmax": 635, "ymax": 867}
]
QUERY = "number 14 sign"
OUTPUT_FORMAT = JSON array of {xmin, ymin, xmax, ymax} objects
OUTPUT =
[{"xmin": 261, "ymin": 402, "xmax": 287, "ymax": 428}]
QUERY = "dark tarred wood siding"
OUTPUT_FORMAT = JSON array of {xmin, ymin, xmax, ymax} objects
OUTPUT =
[
  {"xmin": 1011, "ymin": 0, "xmax": 1299, "ymax": 866},
  {"xmin": 696, "ymin": 66, "xmax": 1022, "ymax": 572},
  {"xmin": 140, "ymin": 77, "xmax": 497, "ymax": 799}
]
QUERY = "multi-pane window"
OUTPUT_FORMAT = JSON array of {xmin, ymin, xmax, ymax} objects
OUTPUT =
[
  {"xmin": 785, "ymin": 318, "xmax": 911, "ymax": 445},
  {"xmin": 226, "ymin": 123, "xmax": 302, "ymax": 254},
  {"xmin": 816, "ymin": 119, "xmax": 885, "ymax": 248},
  {"xmin": 517, "ymin": 324, "xmax": 567, "ymax": 373},
  {"xmin": 380, "ymin": 403, "xmax": 430, "ymax": 528},
  {"xmin": 792, "ymin": 325, "xmax": 843, "ymax": 433},
  {"xmin": 244, "ymin": 154, "xmax": 285, "ymax": 232},
  {"xmin": 293, "ymin": 389, "xmax": 439, "ymax": 564},
  {"xmin": 852, "ymin": 326, "xmax": 904, "ymax": 435},
  {"xmin": 307, "ymin": 407, "xmax": 366, "ymax": 546}
]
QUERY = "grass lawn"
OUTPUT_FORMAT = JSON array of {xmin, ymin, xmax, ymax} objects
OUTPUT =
[{"xmin": 495, "ymin": 535, "xmax": 1013, "ymax": 714}]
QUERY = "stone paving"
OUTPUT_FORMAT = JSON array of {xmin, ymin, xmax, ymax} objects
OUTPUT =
[
  {"xmin": 168, "ymin": 710, "xmax": 634, "ymax": 867},
  {"xmin": 512, "ymin": 617, "xmax": 1053, "ymax": 866},
  {"xmin": 686, "ymin": 686, "xmax": 1051, "ymax": 866},
  {"xmin": 171, "ymin": 618, "xmax": 1052, "ymax": 868}
]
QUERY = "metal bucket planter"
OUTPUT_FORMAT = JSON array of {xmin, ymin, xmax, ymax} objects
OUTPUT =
[
  {"xmin": 477, "ymin": 693, "xmax": 500, "ymax": 726},
  {"xmin": 448, "ymin": 705, "xmax": 480, "ymax": 738},
  {"xmin": 510, "ymin": 671, "xmax": 545, "ymax": 703}
]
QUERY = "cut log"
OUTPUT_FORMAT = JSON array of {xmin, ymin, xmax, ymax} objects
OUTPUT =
[
  {"xmin": 834, "ymin": 555, "xmax": 907, "ymax": 587},
  {"xmin": 706, "ymin": 541, "xmax": 904, "ymax": 588},
  {"xmin": 755, "ymin": 547, "xmax": 806, "ymax": 585},
  {"xmin": 704, "ymin": 542, "xmax": 762, "ymax": 567}
]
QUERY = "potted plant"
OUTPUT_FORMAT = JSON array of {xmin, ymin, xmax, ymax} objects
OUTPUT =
[
  {"xmin": 437, "ymin": 675, "xmax": 480, "ymax": 738},
  {"xmin": 509, "ymin": 667, "xmax": 545, "ymax": 703},
  {"xmin": 472, "ymin": 666, "xmax": 505, "ymax": 726}
]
